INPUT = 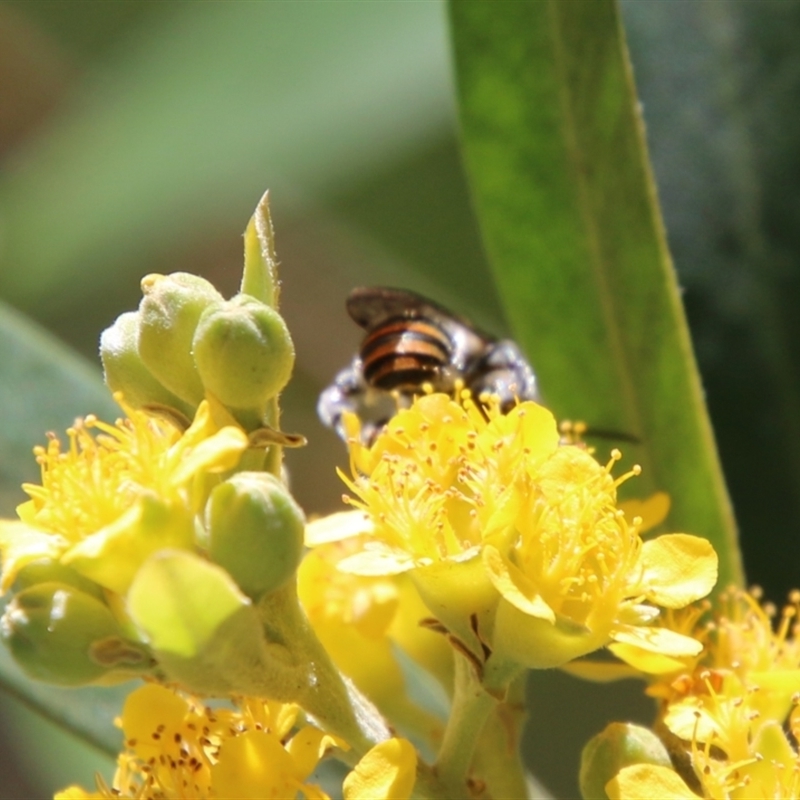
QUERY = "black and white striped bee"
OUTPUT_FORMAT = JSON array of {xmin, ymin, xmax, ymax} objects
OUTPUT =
[{"xmin": 317, "ymin": 287, "xmax": 539, "ymax": 443}]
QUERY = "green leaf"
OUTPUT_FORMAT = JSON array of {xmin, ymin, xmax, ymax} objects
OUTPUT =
[
  {"xmin": 0, "ymin": 301, "xmax": 129, "ymax": 755},
  {"xmin": 0, "ymin": 300, "xmax": 116, "ymax": 514},
  {"xmin": 449, "ymin": 1, "xmax": 742, "ymax": 588}
]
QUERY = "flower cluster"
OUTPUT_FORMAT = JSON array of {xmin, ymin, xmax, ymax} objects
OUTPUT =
[
  {"xmin": 0, "ymin": 398, "xmax": 252, "ymax": 685},
  {"xmin": 325, "ymin": 391, "xmax": 717, "ymax": 675},
  {"xmin": 588, "ymin": 587, "xmax": 800, "ymax": 799},
  {"xmin": 0, "ymin": 195, "xmax": 737, "ymax": 800}
]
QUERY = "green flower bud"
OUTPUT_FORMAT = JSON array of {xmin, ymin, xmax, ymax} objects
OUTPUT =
[
  {"xmin": 579, "ymin": 723, "xmax": 672, "ymax": 800},
  {"xmin": 12, "ymin": 558, "xmax": 105, "ymax": 601},
  {"xmin": 1, "ymin": 582, "xmax": 151, "ymax": 685},
  {"xmin": 100, "ymin": 311, "xmax": 192, "ymax": 415},
  {"xmin": 207, "ymin": 472, "xmax": 304, "ymax": 598},
  {"xmin": 193, "ymin": 295, "xmax": 294, "ymax": 410},
  {"xmin": 138, "ymin": 273, "xmax": 223, "ymax": 406}
]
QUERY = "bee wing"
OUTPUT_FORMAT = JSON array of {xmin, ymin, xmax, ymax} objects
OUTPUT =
[{"xmin": 346, "ymin": 286, "xmax": 484, "ymax": 335}]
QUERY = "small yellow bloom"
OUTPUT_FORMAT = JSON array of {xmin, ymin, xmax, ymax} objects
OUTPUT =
[
  {"xmin": 620, "ymin": 587, "xmax": 800, "ymax": 719},
  {"xmin": 609, "ymin": 691, "xmax": 800, "ymax": 799},
  {"xmin": 57, "ymin": 683, "xmax": 340, "ymax": 799},
  {"xmin": 57, "ymin": 683, "xmax": 416, "ymax": 800},
  {"xmin": 332, "ymin": 393, "xmax": 717, "ymax": 670},
  {"xmin": 606, "ymin": 588, "xmax": 800, "ymax": 799},
  {"xmin": 0, "ymin": 398, "xmax": 248, "ymax": 595},
  {"xmin": 299, "ymin": 519, "xmax": 451, "ymax": 742}
]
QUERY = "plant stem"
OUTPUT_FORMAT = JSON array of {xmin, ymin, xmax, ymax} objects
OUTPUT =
[
  {"xmin": 433, "ymin": 652, "xmax": 498, "ymax": 798},
  {"xmin": 257, "ymin": 581, "xmax": 389, "ymax": 757},
  {"xmin": 472, "ymin": 673, "xmax": 531, "ymax": 799}
]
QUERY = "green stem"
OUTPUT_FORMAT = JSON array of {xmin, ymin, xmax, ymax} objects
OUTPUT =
[
  {"xmin": 434, "ymin": 652, "xmax": 498, "ymax": 799},
  {"xmin": 262, "ymin": 396, "xmax": 282, "ymax": 476},
  {"xmin": 257, "ymin": 582, "xmax": 388, "ymax": 757},
  {"xmin": 472, "ymin": 673, "xmax": 530, "ymax": 799}
]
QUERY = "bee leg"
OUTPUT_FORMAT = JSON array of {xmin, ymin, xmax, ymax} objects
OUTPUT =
[
  {"xmin": 470, "ymin": 339, "xmax": 540, "ymax": 409},
  {"xmin": 316, "ymin": 358, "xmax": 366, "ymax": 442}
]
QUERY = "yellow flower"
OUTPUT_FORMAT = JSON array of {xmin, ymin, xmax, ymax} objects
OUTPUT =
[
  {"xmin": 608, "ymin": 688, "xmax": 800, "ymax": 799},
  {"xmin": 605, "ymin": 588, "xmax": 800, "ymax": 799},
  {"xmin": 0, "ymin": 397, "xmax": 248, "ymax": 595},
  {"xmin": 343, "ymin": 738, "xmax": 417, "ymax": 800},
  {"xmin": 300, "ymin": 515, "xmax": 451, "ymax": 743},
  {"xmin": 56, "ymin": 683, "xmax": 416, "ymax": 800},
  {"xmin": 333, "ymin": 393, "xmax": 717, "ymax": 670},
  {"xmin": 616, "ymin": 588, "xmax": 800, "ymax": 719}
]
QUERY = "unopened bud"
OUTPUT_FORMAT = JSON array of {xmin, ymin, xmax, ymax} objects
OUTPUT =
[
  {"xmin": 100, "ymin": 311, "xmax": 192, "ymax": 415},
  {"xmin": 138, "ymin": 273, "xmax": 223, "ymax": 406},
  {"xmin": 0, "ymin": 582, "xmax": 150, "ymax": 685},
  {"xmin": 207, "ymin": 472, "xmax": 304, "ymax": 598},
  {"xmin": 13, "ymin": 558, "xmax": 105, "ymax": 601},
  {"xmin": 579, "ymin": 723, "xmax": 672, "ymax": 800},
  {"xmin": 193, "ymin": 295, "xmax": 294, "ymax": 410}
]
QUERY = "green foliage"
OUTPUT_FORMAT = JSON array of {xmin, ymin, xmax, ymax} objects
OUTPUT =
[
  {"xmin": 449, "ymin": 0, "xmax": 742, "ymax": 589},
  {"xmin": 0, "ymin": 304, "xmax": 128, "ymax": 755},
  {"xmin": 0, "ymin": 303, "xmax": 116, "ymax": 511}
]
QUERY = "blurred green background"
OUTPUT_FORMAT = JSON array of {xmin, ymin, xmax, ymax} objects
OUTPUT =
[{"xmin": 1, "ymin": 2, "xmax": 799, "ymax": 797}]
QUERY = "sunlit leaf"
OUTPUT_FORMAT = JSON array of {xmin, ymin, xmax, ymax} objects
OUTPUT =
[{"xmin": 449, "ymin": 0, "xmax": 742, "ymax": 588}]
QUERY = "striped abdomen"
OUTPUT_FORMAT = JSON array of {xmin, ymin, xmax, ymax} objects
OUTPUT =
[{"xmin": 360, "ymin": 317, "xmax": 452, "ymax": 391}]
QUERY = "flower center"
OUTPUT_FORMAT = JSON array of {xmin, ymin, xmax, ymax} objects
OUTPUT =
[
  {"xmin": 514, "ymin": 448, "xmax": 642, "ymax": 626},
  {"xmin": 21, "ymin": 408, "xmax": 181, "ymax": 543}
]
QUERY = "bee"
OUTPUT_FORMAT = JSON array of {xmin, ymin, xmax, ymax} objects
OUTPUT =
[{"xmin": 317, "ymin": 287, "xmax": 539, "ymax": 442}]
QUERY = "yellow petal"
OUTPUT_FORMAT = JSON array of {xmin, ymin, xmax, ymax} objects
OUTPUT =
[
  {"xmin": 482, "ymin": 545, "xmax": 555, "ymax": 622},
  {"xmin": 63, "ymin": 499, "xmax": 194, "ymax": 594},
  {"xmin": 337, "ymin": 544, "xmax": 417, "ymax": 576},
  {"xmin": 752, "ymin": 720, "xmax": 795, "ymax": 766},
  {"xmin": 0, "ymin": 521, "xmax": 68, "ymax": 592},
  {"xmin": 618, "ymin": 492, "xmax": 670, "ymax": 532},
  {"xmin": 606, "ymin": 764, "xmax": 700, "ymax": 800},
  {"xmin": 54, "ymin": 788, "xmax": 104, "ymax": 800},
  {"xmin": 663, "ymin": 700, "xmax": 719, "ymax": 742},
  {"xmin": 638, "ymin": 534, "xmax": 718, "ymax": 607},
  {"xmin": 748, "ymin": 668, "xmax": 800, "ymax": 694},
  {"xmin": 561, "ymin": 658, "xmax": 641, "ymax": 683},
  {"xmin": 343, "ymin": 738, "xmax": 417, "ymax": 800},
  {"xmin": 611, "ymin": 623, "xmax": 703, "ymax": 658},
  {"xmin": 170, "ymin": 425, "xmax": 248, "ymax": 485},
  {"xmin": 608, "ymin": 642, "xmax": 689, "ymax": 675},
  {"xmin": 212, "ymin": 729, "xmax": 301, "ymax": 800},
  {"xmin": 305, "ymin": 510, "xmax": 373, "ymax": 547},
  {"xmin": 286, "ymin": 725, "xmax": 343, "ymax": 781},
  {"xmin": 121, "ymin": 683, "xmax": 189, "ymax": 759}
]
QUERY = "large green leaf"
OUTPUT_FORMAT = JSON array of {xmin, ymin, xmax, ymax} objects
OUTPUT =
[
  {"xmin": 449, "ymin": 1, "xmax": 742, "ymax": 588},
  {"xmin": 0, "ymin": 301, "xmax": 128, "ymax": 754}
]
